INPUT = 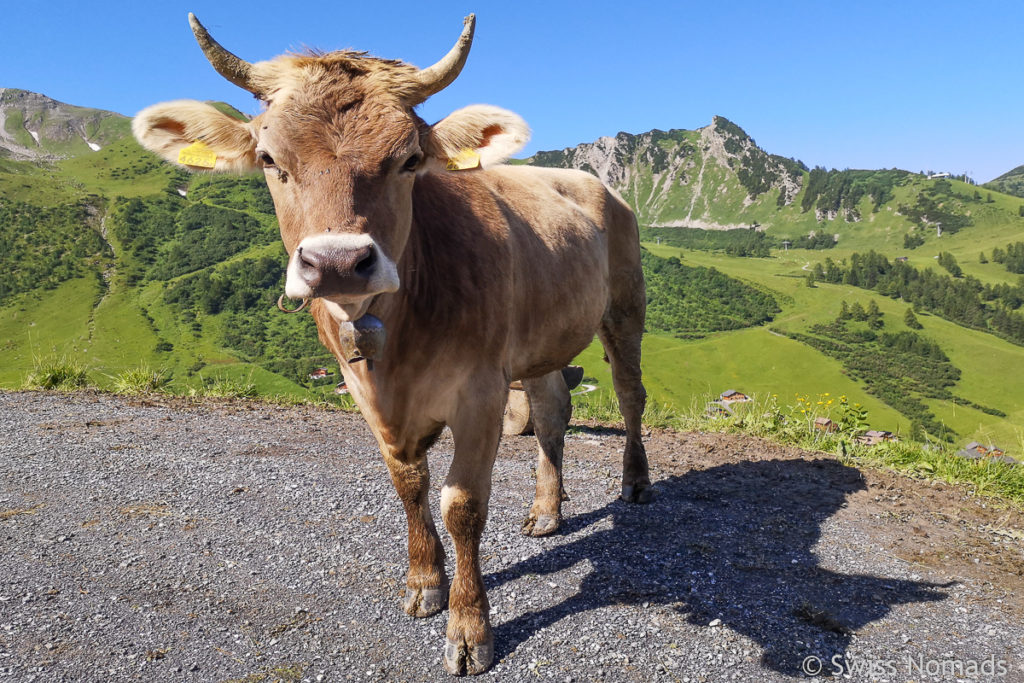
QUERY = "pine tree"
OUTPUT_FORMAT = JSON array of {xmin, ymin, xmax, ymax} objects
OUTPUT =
[
  {"xmin": 980, "ymin": 252, "xmax": 988, "ymax": 264},
  {"xmin": 937, "ymin": 252, "xmax": 962, "ymax": 278},
  {"xmin": 904, "ymin": 308, "xmax": 923, "ymax": 329},
  {"xmin": 866, "ymin": 300, "xmax": 883, "ymax": 329}
]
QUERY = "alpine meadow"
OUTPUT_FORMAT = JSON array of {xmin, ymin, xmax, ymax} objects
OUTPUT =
[{"xmin": 5, "ymin": 87, "xmax": 1024, "ymax": 453}]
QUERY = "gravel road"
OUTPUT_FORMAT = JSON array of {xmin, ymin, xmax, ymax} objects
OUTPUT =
[{"xmin": 1, "ymin": 391, "xmax": 1022, "ymax": 682}]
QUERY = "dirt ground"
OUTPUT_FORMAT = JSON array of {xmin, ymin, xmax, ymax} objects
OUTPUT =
[{"xmin": 1, "ymin": 391, "xmax": 1022, "ymax": 681}]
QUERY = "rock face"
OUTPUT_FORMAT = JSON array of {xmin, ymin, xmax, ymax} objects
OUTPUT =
[
  {"xmin": 524, "ymin": 116, "xmax": 806, "ymax": 229},
  {"xmin": 0, "ymin": 88, "xmax": 128, "ymax": 160}
]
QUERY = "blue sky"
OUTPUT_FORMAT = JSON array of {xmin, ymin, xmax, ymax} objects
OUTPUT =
[{"xmin": 4, "ymin": 1, "xmax": 1022, "ymax": 182}]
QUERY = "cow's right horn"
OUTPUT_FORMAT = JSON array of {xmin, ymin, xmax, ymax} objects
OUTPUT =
[
  {"xmin": 189, "ymin": 13, "xmax": 261, "ymax": 95},
  {"xmin": 410, "ymin": 14, "xmax": 476, "ymax": 102}
]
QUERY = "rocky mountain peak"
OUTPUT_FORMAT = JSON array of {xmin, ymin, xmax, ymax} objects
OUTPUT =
[
  {"xmin": 0, "ymin": 88, "xmax": 128, "ymax": 161},
  {"xmin": 524, "ymin": 117, "xmax": 805, "ymax": 228}
]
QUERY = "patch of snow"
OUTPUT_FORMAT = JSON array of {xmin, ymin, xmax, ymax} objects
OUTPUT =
[
  {"xmin": 29, "ymin": 130, "xmax": 40, "ymax": 144},
  {"xmin": 82, "ymin": 136, "xmax": 101, "ymax": 151},
  {"xmin": 177, "ymin": 188, "xmax": 187, "ymax": 197}
]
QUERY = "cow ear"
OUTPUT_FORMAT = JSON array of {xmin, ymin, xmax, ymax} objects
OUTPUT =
[
  {"xmin": 424, "ymin": 105, "xmax": 530, "ymax": 171},
  {"xmin": 132, "ymin": 100, "xmax": 258, "ymax": 172}
]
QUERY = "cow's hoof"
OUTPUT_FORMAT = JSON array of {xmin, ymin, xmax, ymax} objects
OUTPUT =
[
  {"xmin": 521, "ymin": 513, "xmax": 560, "ymax": 537},
  {"xmin": 620, "ymin": 483, "xmax": 654, "ymax": 504},
  {"xmin": 443, "ymin": 636, "xmax": 494, "ymax": 676},
  {"xmin": 403, "ymin": 585, "xmax": 447, "ymax": 618}
]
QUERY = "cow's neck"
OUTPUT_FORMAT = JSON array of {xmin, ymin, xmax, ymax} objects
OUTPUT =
[{"xmin": 364, "ymin": 171, "xmax": 503, "ymax": 366}]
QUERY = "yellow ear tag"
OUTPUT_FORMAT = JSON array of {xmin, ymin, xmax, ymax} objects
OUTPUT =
[
  {"xmin": 446, "ymin": 148, "xmax": 481, "ymax": 171},
  {"xmin": 177, "ymin": 140, "xmax": 218, "ymax": 169}
]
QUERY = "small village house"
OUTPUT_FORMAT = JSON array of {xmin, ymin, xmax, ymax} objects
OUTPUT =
[
  {"xmin": 308, "ymin": 367, "xmax": 335, "ymax": 381},
  {"xmin": 855, "ymin": 430, "xmax": 896, "ymax": 446},
  {"xmin": 958, "ymin": 441, "xmax": 1007, "ymax": 460},
  {"xmin": 961, "ymin": 441, "xmax": 1004, "ymax": 457}
]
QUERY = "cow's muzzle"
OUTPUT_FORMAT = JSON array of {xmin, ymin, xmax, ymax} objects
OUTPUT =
[{"xmin": 285, "ymin": 234, "xmax": 399, "ymax": 302}]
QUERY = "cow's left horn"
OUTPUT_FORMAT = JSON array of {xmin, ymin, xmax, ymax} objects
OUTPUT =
[
  {"xmin": 410, "ymin": 14, "xmax": 476, "ymax": 101},
  {"xmin": 189, "ymin": 13, "xmax": 262, "ymax": 96}
]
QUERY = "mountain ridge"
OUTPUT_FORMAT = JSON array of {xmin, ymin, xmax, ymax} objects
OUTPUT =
[
  {"xmin": 523, "ymin": 116, "xmax": 807, "ymax": 230},
  {"xmin": 6, "ymin": 89, "xmax": 1024, "ymax": 445},
  {"xmin": 984, "ymin": 164, "xmax": 1024, "ymax": 199},
  {"xmin": 0, "ymin": 88, "xmax": 129, "ymax": 161}
]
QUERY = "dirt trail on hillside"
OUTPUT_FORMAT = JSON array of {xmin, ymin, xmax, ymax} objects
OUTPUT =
[{"xmin": 1, "ymin": 391, "xmax": 1022, "ymax": 681}]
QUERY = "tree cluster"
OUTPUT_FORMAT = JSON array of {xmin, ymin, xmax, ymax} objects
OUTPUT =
[
  {"xmin": 783, "ymin": 307, "xmax": 997, "ymax": 441},
  {"xmin": 110, "ymin": 178, "xmax": 278, "ymax": 285},
  {"xmin": 640, "ymin": 227, "xmax": 772, "ymax": 257},
  {"xmin": 163, "ymin": 254, "xmax": 335, "ymax": 385},
  {"xmin": 937, "ymin": 252, "xmax": 962, "ymax": 277},
  {"xmin": 897, "ymin": 181, "xmax": 973, "ymax": 236},
  {"xmin": 641, "ymin": 250, "xmax": 780, "ymax": 337},
  {"xmin": 821, "ymin": 250, "xmax": 1024, "ymax": 346},
  {"xmin": 0, "ymin": 199, "xmax": 110, "ymax": 303},
  {"xmin": 790, "ymin": 232, "xmax": 836, "ymax": 250},
  {"xmin": 800, "ymin": 168, "xmax": 908, "ymax": 219},
  {"xmin": 990, "ymin": 242, "xmax": 1024, "ymax": 274}
]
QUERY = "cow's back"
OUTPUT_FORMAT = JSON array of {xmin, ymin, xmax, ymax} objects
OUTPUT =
[{"xmin": 408, "ymin": 165, "xmax": 638, "ymax": 381}]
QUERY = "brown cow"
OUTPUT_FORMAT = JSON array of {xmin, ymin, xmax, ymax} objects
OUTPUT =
[{"xmin": 133, "ymin": 14, "xmax": 650, "ymax": 675}]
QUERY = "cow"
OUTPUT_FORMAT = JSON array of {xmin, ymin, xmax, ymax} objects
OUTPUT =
[{"xmin": 132, "ymin": 13, "xmax": 650, "ymax": 675}]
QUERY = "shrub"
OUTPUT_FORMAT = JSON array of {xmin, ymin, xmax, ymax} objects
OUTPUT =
[
  {"xmin": 24, "ymin": 356, "xmax": 91, "ymax": 390},
  {"xmin": 111, "ymin": 366, "xmax": 171, "ymax": 394}
]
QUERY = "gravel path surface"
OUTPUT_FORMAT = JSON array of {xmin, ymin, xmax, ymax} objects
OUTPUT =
[{"xmin": 1, "ymin": 391, "xmax": 1022, "ymax": 682}]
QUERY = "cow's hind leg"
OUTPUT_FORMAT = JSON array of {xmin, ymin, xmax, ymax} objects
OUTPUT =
[
  {"xmin": 382, "ymin": 427, "xmax": 449, "ymax": 618},
  {"xmin": 440, "ymin": 375, "xmax": 505, "ymax": 675},
  {"xmin": 521, "ymin": 370, "xmax": 571, "ymax": 536},
  {"xmin": 598, "ymin": 296, "xmax": 652, "ymax": 503}
]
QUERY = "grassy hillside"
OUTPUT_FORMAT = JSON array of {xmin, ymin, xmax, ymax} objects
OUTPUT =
[
  {"xmin": 0, "ymin": 121, "xmax": 342, "ymax": 402},
  {"xmin": 525, "ymin": 119, "xmax": 1024, "ymax": 262},
  {"xmin": 589, "ymin": 243, "xmax": 1024, "ymax": 448},
  {"xmin": 4, "ymin": 91, "xmax": 1024, "ymax": 454},
  {"xmin": 984, "ymin": 164, "xmax": 1024, "ymax": 199}
]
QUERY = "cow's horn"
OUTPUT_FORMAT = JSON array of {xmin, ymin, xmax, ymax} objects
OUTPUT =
[
  {"xmin": 189, "ymin": 13, "xmax": 261, "ymax": 95},
  {"xmin": 411, "ymin": 14, "xmax": 476, "ymax": 101}
]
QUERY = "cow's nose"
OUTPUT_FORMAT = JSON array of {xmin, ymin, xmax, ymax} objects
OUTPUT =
[{"xmin": 296, "ymin": 242, "xmax": 377, "ymax": 296}]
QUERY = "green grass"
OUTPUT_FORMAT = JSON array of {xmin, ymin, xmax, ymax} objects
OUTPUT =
[
  {"xmin": 576, "ymin": 242, "xmax": 1024, "ymax": 448},
  {"xmin": 0, "ymin": 277, "xmax": 98, "ymax": 386},
  {"xmin": 574, "ymin": 390, "xmax": 1024, "ymax": 507},
  {"xmin": 110, "ymin": 364, "xmax": 171, "ymax": 394},
  {"xmin": 23, "ymin": 354, "xmax": 91, "ymax": 390},
  {"xmin": 7, "ymin": 109, "xmax": 1024, "ymax": 463}
]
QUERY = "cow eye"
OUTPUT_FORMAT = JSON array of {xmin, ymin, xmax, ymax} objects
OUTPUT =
[
  {"xmin": 401, "ymin": 152, "xmax": 423, "ymax": 173},
  {"xmin": 257, "ymin": 150, "xmax": 276, "ymax": 168}
]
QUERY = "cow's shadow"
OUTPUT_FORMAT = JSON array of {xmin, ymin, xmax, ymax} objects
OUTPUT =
[{"xmin": 487, "ymin": 457, "xmax": 950, "ymax": 675}]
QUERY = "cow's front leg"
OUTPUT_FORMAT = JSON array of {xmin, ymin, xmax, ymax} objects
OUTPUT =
[
  {"xmin": 382, "ymin": 429, "xmax": 448, "ymax": 618},
  {"xmin": 440, "ymin": 387, "xmax": 504, "ymax": 675}
]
